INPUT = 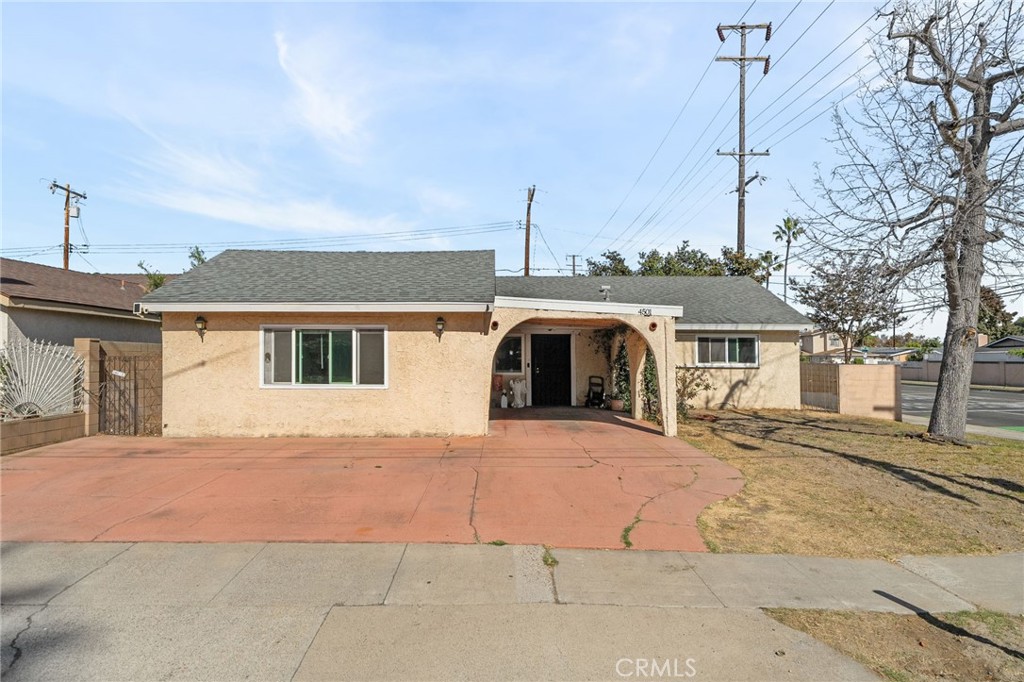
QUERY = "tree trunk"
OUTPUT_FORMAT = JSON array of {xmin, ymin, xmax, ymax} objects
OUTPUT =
[
  {"xmin": 928, "ymin": 179, "xmax": 987, "ymax": 441},
  {"xmin": 783, "ymin": 241, "xmax": 791, "ymax": 302}
]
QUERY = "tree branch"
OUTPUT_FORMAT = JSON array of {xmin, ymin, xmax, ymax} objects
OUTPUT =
[{"xmin": 992, "ymin": 117, "xmax": 1024, "ymax": 136}]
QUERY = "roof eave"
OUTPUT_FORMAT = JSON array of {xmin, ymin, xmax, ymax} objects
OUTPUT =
[
  {"xmin": 675, "ymin": 322, "xmax": 808, "ymax": 331},
  {"xmin": 4, "ymin": 297, "xmax": 158, "ymax": 322},
  {"xmin": 139, "ymin": 301, "xmax": 494, "ymax": 314},
  {"xmin": 493, "ymin": 296, "xmax": 683, "ymax": 318}
]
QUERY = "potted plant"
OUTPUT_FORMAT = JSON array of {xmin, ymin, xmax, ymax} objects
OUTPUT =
[{"xmin": 608, "ymin": 391, "xmax": 625, "ymax": 412}]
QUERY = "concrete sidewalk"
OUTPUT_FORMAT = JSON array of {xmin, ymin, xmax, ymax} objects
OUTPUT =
[
  {"xmin": 3, "ymin": 542, "xmax": 1021, "ymax": 681},
  {"xmin": 902, "ymin": 414, "xmax": 1024, "ymax": 441}
]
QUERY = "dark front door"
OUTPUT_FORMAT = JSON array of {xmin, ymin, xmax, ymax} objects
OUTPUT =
[{"xmin": 531, "ymin": 334, "xmax": 572, "ymax": 406}]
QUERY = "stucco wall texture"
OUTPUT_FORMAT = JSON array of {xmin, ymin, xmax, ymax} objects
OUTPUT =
[
  {"xmin": 675, "ymin": 330, "xmax": 801, "ymax": 409},
  {"xmin": 162, "ymin": 309, "xmax": 678, "ymax": 438}
]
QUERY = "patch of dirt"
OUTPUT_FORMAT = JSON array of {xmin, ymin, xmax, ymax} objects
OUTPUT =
[
  {"xmin": 767, "ymin": 609, "xmax": 1024, "ymax": 682},
  {"xmin": 680, "ymin": 410, "xmax": 1024, "ymax": 558}
]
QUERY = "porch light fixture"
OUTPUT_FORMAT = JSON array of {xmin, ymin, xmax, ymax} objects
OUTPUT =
[
  {"xmin": 435, "ymin": 316, "xmax": 446, "ymax": 337},
  {"xmin": 194, "ymin": 316, "xmax": 207, "ymax": 341}
]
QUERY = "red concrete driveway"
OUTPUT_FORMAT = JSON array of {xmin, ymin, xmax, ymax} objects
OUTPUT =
[{"xmin": 1, "ymin": 409, "xmax": 742, "ymax": 551}]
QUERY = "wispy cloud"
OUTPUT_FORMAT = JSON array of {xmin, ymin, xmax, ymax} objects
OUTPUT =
[
  {"xmin": 274, "ymin": 30, "xmax": 370, "ymax": 161},
  {"xmin": 115, "ymin": 120, "xmax": 409, "ymax": 235},
  {"xmin": 129, "ymin": 187, "xmax": 409, "ymax": 235},
  {"xmin": 415, "ymin": 185, "xmax": 469, "ymax": 214}
]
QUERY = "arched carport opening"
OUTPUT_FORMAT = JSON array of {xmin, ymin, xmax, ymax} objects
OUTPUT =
[{"xmin": 484, "ymin": 310, "xmax": 677, "ymax": 437}]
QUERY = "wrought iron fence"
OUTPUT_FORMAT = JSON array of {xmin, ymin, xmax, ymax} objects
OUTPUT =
[
  {"xmin": 0, "ymin": 339, "xmax": 84, "ymax": 421},
  {"xmin": 100, "ymin": 352, "xmax": 162, "ymax": 436}
]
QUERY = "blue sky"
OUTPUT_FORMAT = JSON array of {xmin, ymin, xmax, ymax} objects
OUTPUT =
[{"xmin": 4, "ymin": 1, "xmax": 1013, "ymax": 333}]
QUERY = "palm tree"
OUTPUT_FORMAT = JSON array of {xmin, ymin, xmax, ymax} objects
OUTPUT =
[
  {"xmin": 759, "ymin": 251, "xmax": 783, "ymax": 290},
  {"xmin": 773, "ymin": 216, "xmax": 805, "ymax": 302}
]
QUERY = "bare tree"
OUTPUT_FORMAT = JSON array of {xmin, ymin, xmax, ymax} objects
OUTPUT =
[
  {"xmin": 801, "ymin": 0, "xmax": 1024, "ymax": 441},
  {"xmin": 791, "ymin": 254, "xmax": 899, "ymax": 364}
]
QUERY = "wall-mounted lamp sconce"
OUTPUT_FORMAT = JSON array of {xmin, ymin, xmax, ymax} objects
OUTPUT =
[
  {"xmin": 195, "ymin": 316, "xmax": 207, "ymax": 341},
  {"xmin": 435, "ymin": 316, "xmax": 446, "ymax": 339}
]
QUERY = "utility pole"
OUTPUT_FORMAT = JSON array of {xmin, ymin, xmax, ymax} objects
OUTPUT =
[
  {"xmin": 523, "ymin": 185, "xmax": 536, "ymax": 276},
  {"xmin": 49, "ymin": 180, "xmax": 87, "ymax": 270},
  {"xmin": 715, "ymin": 22, "xmax": 771, "ymax": 254},
  {"xmin": 565, "ymin": 254, "xmax": 581, "ymax": 276}
]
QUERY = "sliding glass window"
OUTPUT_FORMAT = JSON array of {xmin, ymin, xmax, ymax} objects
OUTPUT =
[{"xmin": 262, "ymin": 327, "xmax": 386, "ymax": 387}]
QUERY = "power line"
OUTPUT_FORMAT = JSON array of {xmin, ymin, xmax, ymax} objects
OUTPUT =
[
  {"xmin": 610, "ymin": 2, "xmax": 844, "ymax": 254},
  {"xmin": 583, "ymin": 0, "xmax": 761, "ymax": 255},
  {"xmin": 578, "ymin": 1, "xmax": 757, "ymax": 254},
  {"xmin": 534, "ymin": 224, "xmax": 565, "ymax": 274},
  {"xmin": 3, "ymin": 221, "xmax": 519, "ymax": 257},
  {"xmin": 616, "ymin": 4, "xmax": 882, "ymax": 255}
]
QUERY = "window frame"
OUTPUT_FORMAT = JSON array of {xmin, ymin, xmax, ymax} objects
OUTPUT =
[
  {"xmin": 259, "ymin": 324, "xmax": 389, "ymax": 389},
  {"xmin": 695, "ymin": 334, "xmax": 760, "ymax": 368},
  {"xmin": 493, "ymin": 334, "xmax": 525, "ymax": 375}
]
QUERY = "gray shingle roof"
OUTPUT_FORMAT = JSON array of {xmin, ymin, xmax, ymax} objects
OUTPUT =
[
  {"xmin": 141, "ymin": 250, "xmax": 496, "ymax": 304},
  {"xmin": 140, "ymin": 249, "xmax": 809, "ymax": 326},
  {"xmin": 497, "ymin": 276, "xmax": 810, "ymax": 326}
]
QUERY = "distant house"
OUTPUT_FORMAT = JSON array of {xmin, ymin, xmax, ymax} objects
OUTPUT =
[
  {"xmin": 816, "ymin": 346, "xmax": 919, "ymax": 364},
  {"xmin": 800, "ymin": 329, "xmax": 844, "ymax": 355},
  {"xmin": 908, "ymin": 335, "xmax": 1024, "ymax": 387},
  {"xmin": 138, "ymin": 249, "xmax": 810, "ymax": 439},
  {"xmin": 980, "ymin": 335, "xmax": 1024, "ymax": 351},
  {"xmin": 1, "ymin": 258, "xmax": 161, "ymax": 346}
]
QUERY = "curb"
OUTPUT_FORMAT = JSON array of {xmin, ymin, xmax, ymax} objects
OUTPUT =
[
  {"xmin": 902, "ymin": 380, "xmax": 1024, "ymax": 394},
  {"xmin": 902, "ymin": 415, "xmax": 1024, "ymax": 442}
]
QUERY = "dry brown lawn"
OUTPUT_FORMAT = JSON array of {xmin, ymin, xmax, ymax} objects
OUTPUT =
[
  {"xmin": 767, "ymin": 609, "xmax": 1024, "ymax": 682},
  {"xmin": 680, "ymin": 410, "xmax": 1024, "ymax": 558}
]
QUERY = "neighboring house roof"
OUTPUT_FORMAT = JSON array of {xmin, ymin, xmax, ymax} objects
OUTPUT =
[
  {"xmin": 1, "ymin": 257, "xmax": 150, "ymax": 316},
  {"xmin": 982, "ymin": 335, "xmax": 1024, "ymax": 349},
  {"xmin": 854, "ymin": 346, "xmax": 919, "ymax": 358},
  {"xmin": 140, "ymin": 250, "xmax": 497, "ymax": 311},
  {"xmin": 497, "ymin": 275, "xmax": 810, "ymax": 329}
]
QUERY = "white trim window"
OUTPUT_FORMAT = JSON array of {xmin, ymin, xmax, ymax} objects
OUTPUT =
[
  {"xmin": 494, "ymin": 334, "xmax": 524, "ymax": 374},
  {"xmin": 697, "ymin": 335, "xmax": 759, "ymax": 367},
  {"xmin": 261, "ymin": 326, "xmax": 387, "ymax": 388}
]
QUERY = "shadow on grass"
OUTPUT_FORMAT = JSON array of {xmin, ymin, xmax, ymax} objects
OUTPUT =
[
  {"xmin": 874, "ymin": 591, "xmax": 1024, "ymax": 662},
  {"xmin": 703, "ymin": 412, "xmax": 1024, "ymax": 507}
]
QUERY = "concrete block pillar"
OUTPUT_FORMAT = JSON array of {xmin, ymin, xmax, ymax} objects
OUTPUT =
[
  {"xmin": 658, "ymin": 320, "xmax": 677, "ymax": 438},
  {"xmin": 625, "ymin": 332, "xmax": 649, "ymax": 422},
  {"xmin": 74, "ymin": 338, "xmax": 101, "ymax": 436}
]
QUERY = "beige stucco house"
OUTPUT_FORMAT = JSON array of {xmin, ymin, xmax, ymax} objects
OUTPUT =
[{"xmin": 138, "ymin": 250, "xmax": 809, "ymax": 439}]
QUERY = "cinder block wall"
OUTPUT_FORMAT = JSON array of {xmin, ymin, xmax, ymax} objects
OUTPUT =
[
  {"xmin": 836, "ymin": 365, "xmax": 901, "ymax": 421},
  {"xmin": 1, "ymin": 413, "xmax": 86, "ymax": 455}
]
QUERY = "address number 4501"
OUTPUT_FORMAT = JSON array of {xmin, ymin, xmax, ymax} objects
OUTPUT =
[{"xmin": 637, "ymin": 308, "xmax": 652, "ymax": 317}]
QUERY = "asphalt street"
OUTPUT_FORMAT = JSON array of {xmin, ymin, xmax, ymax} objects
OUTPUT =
[{"xmin": 902, "ymin": 383, "xmax": 1023, "ymax": 430}]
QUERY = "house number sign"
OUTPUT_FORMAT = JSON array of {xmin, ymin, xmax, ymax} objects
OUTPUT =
[{"xmin": 637, "ymin": 308, "xmax": 652, "ymax": 317}]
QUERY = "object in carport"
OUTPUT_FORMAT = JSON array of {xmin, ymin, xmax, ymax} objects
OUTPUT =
[
  {"xmin": 509, "ymin": 378, "xmax": 527, "ymax": 408},
  {"xmin": 585, "ymin": 375, "xmax": 606, "ymax": 408}
]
